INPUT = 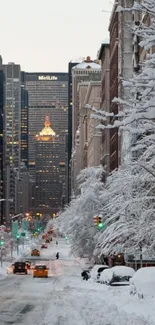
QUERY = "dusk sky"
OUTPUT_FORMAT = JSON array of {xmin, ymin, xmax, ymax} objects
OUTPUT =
[{"xmin": 0, "ymin": 0, "xmax": 113, "ymax": 72}]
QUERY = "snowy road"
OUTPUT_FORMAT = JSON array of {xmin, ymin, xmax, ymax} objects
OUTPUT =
[{"xmin": 0, "ymin": 239, "xmax": 154, "ymax": 325}]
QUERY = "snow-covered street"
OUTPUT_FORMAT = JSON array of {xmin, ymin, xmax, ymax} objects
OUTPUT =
[{"xmin": 0, "ymin": 238, "xmax": 154, "ymax": 325}]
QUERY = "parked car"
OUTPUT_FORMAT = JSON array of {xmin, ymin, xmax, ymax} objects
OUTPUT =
[
  {"xmin": 90, "ymin": 265, "xmax": 109, "ymax": 282},
  {"xmin": 100, "ymin": 265, "xmax": 135, "ymax": 286},
  {"xmin": 31, "ymin": 249, "xmax": 40, "ymax": 256},
  {"xmin": 41, "ymin": 244, "xmax": 48, "ymax": 249},
  {"xmin": 13, "ymin": 261, "xmax": 27, "ymax": 274},
  {"xmin": 33, "ymin": 265, "xmax": 49, "ymax": 278},
  {"xmin": 130, "ymin": 267, "xmax": 155, "ymax": 298}
]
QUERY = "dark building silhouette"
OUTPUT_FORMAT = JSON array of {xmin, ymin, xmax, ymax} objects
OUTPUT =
[
  {"xmin": 67, "ymin": 62, "xmax": 78, "ymax": 203},
  {"xmin": 21, "ymin": 86, "xmax": 28, "ymax": 168},
  {"xmin": 35, "ymin": 116, "xmax": 61, "ymax": 216},
  {"xmin": 0, "ymin": 58, "xmax": 4, "ymax": 224}
]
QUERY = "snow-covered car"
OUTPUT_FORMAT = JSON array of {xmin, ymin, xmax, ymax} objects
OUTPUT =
[
  {"xmin": 90, "ymin": 264, "xmax": 109, "ymax": 282},
  {"xmin": 41, "ymin": 244, "xmax": 48, "ymax": 249},
  {"xmin": 31, "ymin": 249, "xmax": 40, "ymax": 256},
  {"xmin": 100, "ymin": 266, "xmax": 135, "ymax": 286},
  {"xmin": 130, "ymin": 267, "xmax": 155, "ymax": 298}
]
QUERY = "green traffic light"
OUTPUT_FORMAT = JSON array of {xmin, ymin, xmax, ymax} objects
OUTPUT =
[
  {"xmin": 98, "ymin": 223, "xmax": 104, "ymax": 229},
  {"xmin": 0, "ymin": 240, "xmax": 4, "ymax": 246},
  {"xmin": 16, "ymin": 234, "xmax": 20, "ymax": 239}
]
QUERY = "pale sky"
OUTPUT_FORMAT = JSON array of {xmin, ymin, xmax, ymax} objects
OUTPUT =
[{"xmin": 0, "ymin": 0, "xmax": 113, "ymax": 72}]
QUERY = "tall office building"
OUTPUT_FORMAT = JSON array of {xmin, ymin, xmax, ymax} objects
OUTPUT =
[
  {"xmin": 72, "ymin": 57, "xmax": 101, "ymax": 151},
  {"xmin": 3, "ymin": 62, "xmax": 21, "ymax": 168},
  {"xmin": 0, "ymin": 57, "xmax": 4, "ymax": 224},
  {"xmin": 71, "ymin": 57, "xmax": 101, "ymax": 195},
  {"xmin": 35, "ymin": 116, "xmax": 61, "ymax": 215},
  {"xmin": 21, "ymin": 72, "xmax": 28, "ymax": 168},
  {"xmin": 25, "ymin": 72, "xmax": 68, "ymax": 179},
  {"xmin": 67, "ymin": 62, "xmax": 78, "ymax": 203},
  {"xmin": 2, "ymin": 62, "xmax": 21, "ymax": 222}
]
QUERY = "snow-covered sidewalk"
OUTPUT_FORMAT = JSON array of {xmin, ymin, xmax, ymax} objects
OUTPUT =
[{"xmin": 43, "ymin": 238, "xmax": 155, "ymax": 325}]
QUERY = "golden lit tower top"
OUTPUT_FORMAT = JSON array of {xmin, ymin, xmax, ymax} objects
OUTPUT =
[{"xmin": 36, "ymin": 115, "xmax": 56, "ymax": 141}]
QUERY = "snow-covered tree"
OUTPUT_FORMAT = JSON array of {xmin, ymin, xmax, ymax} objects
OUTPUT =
[
  {"xmin": 90, "ymin": 0, "xmax": 155, "ymax": 259},
  {"xmin": 60, "ymin": 166, "xmax": 105, "ymax": 258},
  {"xmin": 94, "ymin": 161, "xmax": 155, "ymax": 258}
]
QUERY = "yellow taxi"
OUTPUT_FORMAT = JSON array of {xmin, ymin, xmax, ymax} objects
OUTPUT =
[
  {"xmin": 33, "ymin": 265, "xmax": 49, "ymax": 278},
  {"xmin": 31, "ymin": 249, "xmax": 40, "ymax": 256}
]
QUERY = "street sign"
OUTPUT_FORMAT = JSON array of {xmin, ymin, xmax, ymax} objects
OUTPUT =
[
  {"xmin": 12, "ymin": 220, "xmax": 18, "ymax": 238},
  {"xmin": 21, "ymin": 232, "xmax": 26, "ymax": 236}
]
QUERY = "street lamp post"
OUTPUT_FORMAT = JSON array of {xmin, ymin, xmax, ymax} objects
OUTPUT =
[{"xmin": 0, "ymin": 248, "xmax": 2, "ymax": 267}]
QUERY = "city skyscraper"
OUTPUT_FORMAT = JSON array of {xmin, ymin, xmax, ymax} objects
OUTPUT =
[
  {"xmin": 1, "ymin": 61, "xmax": 21, "ymax": 223},
  {"xmin": 35, "ymin": 116, "xmax": 62, "ymax": 215},
  {"xmin": 71, "ymin": 57, "xmax": 101, "ymax": 196},
  {"xmin": 21, "ymin": 72, "xmax": 28, "ymax": 168},
  {"xmin": 72, "ymin": 57, "xmax": 101, "ymax": 151},
  {"xmin": 2, "ymin": 62, "xmax": 21, "ymax": 169},
  {"xmin": 25, "ymin": 72, "xmax": 68, "ymax": 181},
  {"xmin": 0, "ymin": 57, "xmax": 4, "ymax": 223},
  {"xmin": 67, "ymin": 62, "xmax": 78, "ymax": 203}
]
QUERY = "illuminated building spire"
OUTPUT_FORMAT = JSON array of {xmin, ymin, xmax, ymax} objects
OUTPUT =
[
  {"xmin": 45, "ymin": 115, "xmax": 51, "ymax": 128},
  {"xmin": 36, "ymin": 115, "xmax": 56, "ymax": 141}
]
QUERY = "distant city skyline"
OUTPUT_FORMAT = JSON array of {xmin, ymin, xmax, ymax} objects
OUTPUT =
[{"xmin": 0, "ymin": 0, "xmax": 113, "ymax": 72}]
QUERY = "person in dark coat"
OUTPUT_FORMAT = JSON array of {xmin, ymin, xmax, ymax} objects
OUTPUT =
[
  {"xmin": 56, "ymin": 252, "xmax": 59, "ymax": 259},
  {"xmin": 81, "ymin": 270, "xmax": 89, "ymax": 281}
]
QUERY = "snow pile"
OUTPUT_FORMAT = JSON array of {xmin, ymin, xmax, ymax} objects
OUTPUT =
[
  {"xmin": 0, "ymin": 265, "xmax": 8, "ymax": 279},
  {"xmin": 130, "ymin": 267, "xmax": 155, "ymax": 298},
  {"xmin": 100, "ymin": 266, "xmax": 135, "ymax": 284},
  {"xmin": 112, "ymin": 266, "xmax": 135, "ymax": 277}
]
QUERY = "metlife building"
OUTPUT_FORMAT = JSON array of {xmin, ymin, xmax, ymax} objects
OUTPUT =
[
  {"xmin": 25, "ymin": 72, "xmax": 68, "ymax": 108},
  {"xmin": 25, "ymin": 72, "xmax": 68, "ymax": 180}
]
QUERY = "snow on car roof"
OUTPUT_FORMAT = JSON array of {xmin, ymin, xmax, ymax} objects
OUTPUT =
[
  {"xmin": 112, "ymin": 266, "xmax": 135, "ymax": 277},
  {"xmin": 90, "ymin": 265, "xmax": 109, "ymax": 280},
  {"xmin": 100, "ymin": 266, "xmax": 135, "ymax": 283},
  {"xmin": 131, "ymin": 267, "xmax": 155, "ymax": 298}
]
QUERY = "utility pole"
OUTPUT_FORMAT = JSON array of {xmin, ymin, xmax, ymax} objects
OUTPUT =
[
  {"xmin": 0, "ymin": 248, "xmax": 2, "ymax": 267},
  {"xmin": 140, "ymin": 243, "xmax": 143, "ymax": 268},
  {"xmin": 10, "ymin": 240, "xmax": 13, "ymax": 258},
  {"xmin": 16, "ymin": 235, "xmax": 20, "ymax": 256}
]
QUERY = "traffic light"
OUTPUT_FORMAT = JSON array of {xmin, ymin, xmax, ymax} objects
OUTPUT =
[
  {"xmin": 93, "ymin": 216, "xmax": 99, "ymax": 226},
  {"xmin": 98, "ymin": 216, "xmax": 104, "ymax": 229},
  {"xmin": 0, "ymin": 239, "xmax": 4, "ymax": 246},
  {"xmin": 16, "ymin": 234, "xmax": 20, "ymax": 239}
]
